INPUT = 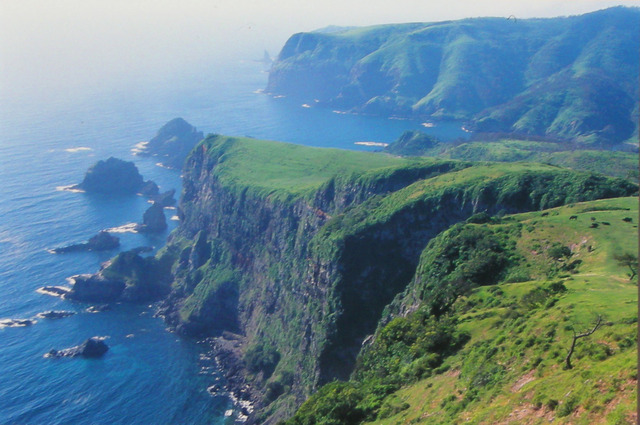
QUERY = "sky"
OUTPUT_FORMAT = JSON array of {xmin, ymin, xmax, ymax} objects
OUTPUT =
[{"xmin": 1, "ymin": 0, "xmax": 638, "ymax": 100}]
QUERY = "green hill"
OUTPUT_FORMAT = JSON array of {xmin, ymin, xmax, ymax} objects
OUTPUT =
[
  {"xmin": 268, "ymin": 7, "xmax": 639, "ymax": 146},
  {"xmin": 285, "ymin": 197, "xmax": 638, "ymax": 425}
]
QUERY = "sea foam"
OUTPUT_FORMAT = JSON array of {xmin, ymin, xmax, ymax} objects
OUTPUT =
[
  {"xmin": 104, "ymin": 223, "xmax": 139, "ymax": 234},
  {"xmin": 64, "ymin": 147, "xmax": 93, "ymax": 153}
]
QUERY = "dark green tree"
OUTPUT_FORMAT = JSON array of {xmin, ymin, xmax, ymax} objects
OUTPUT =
[{"xmin": 614, "ymin": 252, "xmax": 638, "ymax": 280}]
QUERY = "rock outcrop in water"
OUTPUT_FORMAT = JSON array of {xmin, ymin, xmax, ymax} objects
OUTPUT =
[
  {"xmin": 136, "ymin": 118, "xmax": 204, "ymax": 169},
  {"xmin": 151, "ymin": 189, "xmax": 176, "ymax": 208},
  {"xmin": 46, "ymin": 337, "xmax": 109, "ymax": 358},
  {"xmin": 51, "ymin": 231, "xmax": 120, "ymax": 253},
  {"xmin": 71, "ymin": 157, "xmax": 159, "ymax": 195},
  {"xmin": 66, "ymin": 273, "xmax": 126, "ymax": 302},
  {"xmin": 66, "ymin": 247, "xmax": 173, "ymax": 304},
  {"xmin": 135, "ymin": 203, "xmax": 167, "ymax": 233},
  {"xmin": 36, "ymin": 311, "xmax": 75, "ymax": 319}
]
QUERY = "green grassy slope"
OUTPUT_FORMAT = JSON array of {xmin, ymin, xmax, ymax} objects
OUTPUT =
[
  {"xmin": 195, "ymin": 135, "xmax": 444, "ymax": 200},
  {"xmin": 285, "ymin": 197, "xmax": 638, "ymax": 425}
]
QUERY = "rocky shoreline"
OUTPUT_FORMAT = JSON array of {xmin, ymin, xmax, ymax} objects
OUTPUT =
[{"xmin": 201, "ymin": 333, "xmax": 259, "ymax": 423}]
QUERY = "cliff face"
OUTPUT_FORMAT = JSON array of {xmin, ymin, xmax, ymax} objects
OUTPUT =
[{"xmin": 157, "ymin": 135, "xmax": 636, "ymax": 423}]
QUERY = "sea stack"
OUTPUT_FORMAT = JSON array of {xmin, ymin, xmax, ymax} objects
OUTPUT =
[
  {"xmin": 136, "ymin": 118, "xmax": 204, "ymax": 169},
  {"xmin": 72, "ymin": 157, "xmax": 159, "ymax": 196},
  {"xmin": 136, "ymin": 203, "xmax": 167, "ymax": 233}
]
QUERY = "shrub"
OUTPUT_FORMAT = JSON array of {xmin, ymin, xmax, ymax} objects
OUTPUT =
[
  {"xmin": 557, "ymin": 396, "xmax": 579, "ymax": 417},
  {"xmin": 548, "ymin": 244, "xmax": 571, "ymax": 259},
  {"xmin": 505, "ymin": 269, "xmax": 531, "ymax": 283},
  {"xmin": 466, "ymin": 212, "xmax": 492, "ymax": 224},
  {"xmin": 244, "ymin": 343, "xmax": 281, "ymax": 379}
]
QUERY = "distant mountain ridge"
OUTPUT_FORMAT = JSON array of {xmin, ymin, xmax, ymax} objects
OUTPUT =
[{"xmin": 267, "ymin": 7, "xmax": 639, "ymax": 146}]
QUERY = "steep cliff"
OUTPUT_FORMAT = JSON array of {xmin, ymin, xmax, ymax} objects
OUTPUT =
[{"xmin": 157, "ymin": 134, "xmax": 636, "ymax": 423}]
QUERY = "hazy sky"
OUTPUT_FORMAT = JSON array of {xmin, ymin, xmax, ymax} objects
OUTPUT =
[{"xmin": 1, "ymin": 0, "xmax": 638, "ymax": 99}]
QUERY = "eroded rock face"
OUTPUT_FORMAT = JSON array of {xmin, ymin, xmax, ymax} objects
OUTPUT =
[{"xmin": 46, "ymin": 337, "xmax": 109, "ymax": 358}]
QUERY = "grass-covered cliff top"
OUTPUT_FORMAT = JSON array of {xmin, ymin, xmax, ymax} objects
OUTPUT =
[
  {"xmin": 312, "ymin": 161, "xmax": 637, "ymax": 250},
  {"xmin": 195, "ymin": 135, "xmax": 450, "ymax": 200}
]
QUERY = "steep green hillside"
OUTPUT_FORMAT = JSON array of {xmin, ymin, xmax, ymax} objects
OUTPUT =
[
  {"xmin": 149, "ymin": 135, "xmax": 635, "ymax": 423},
  {"xmin": 285, "ymin": 197, "xmax": 638, "ymax": 425},
  {"xmin": 268, "ymin": 7, "xmax": 639, "ymax": 145}
]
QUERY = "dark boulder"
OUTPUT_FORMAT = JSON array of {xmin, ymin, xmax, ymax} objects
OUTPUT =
[
  {"xmin": 71, "ymin": 157, "xmax": 161, "ymax": 198},
  {"xmin": 87, "ymin": 231, "xmax": 120, "ymax": 250},
  {"xmin": 37, "ymin": 286, "xmax": 71, "ymax": 298}
]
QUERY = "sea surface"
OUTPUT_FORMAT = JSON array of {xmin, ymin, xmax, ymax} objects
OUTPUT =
[{"xmin": 0, "ymin": 60, "xmax": 469, "ymax": 424}]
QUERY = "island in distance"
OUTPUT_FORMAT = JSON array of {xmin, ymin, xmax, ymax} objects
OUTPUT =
[{"xmin": 134, "ymin": 117, "xmax": 204, "ymax": 170}]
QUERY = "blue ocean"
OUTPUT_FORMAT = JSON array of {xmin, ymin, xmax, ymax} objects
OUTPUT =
[{"xmin": 0, "ymin": 60, "xmax": 468, "ymax": 424}]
